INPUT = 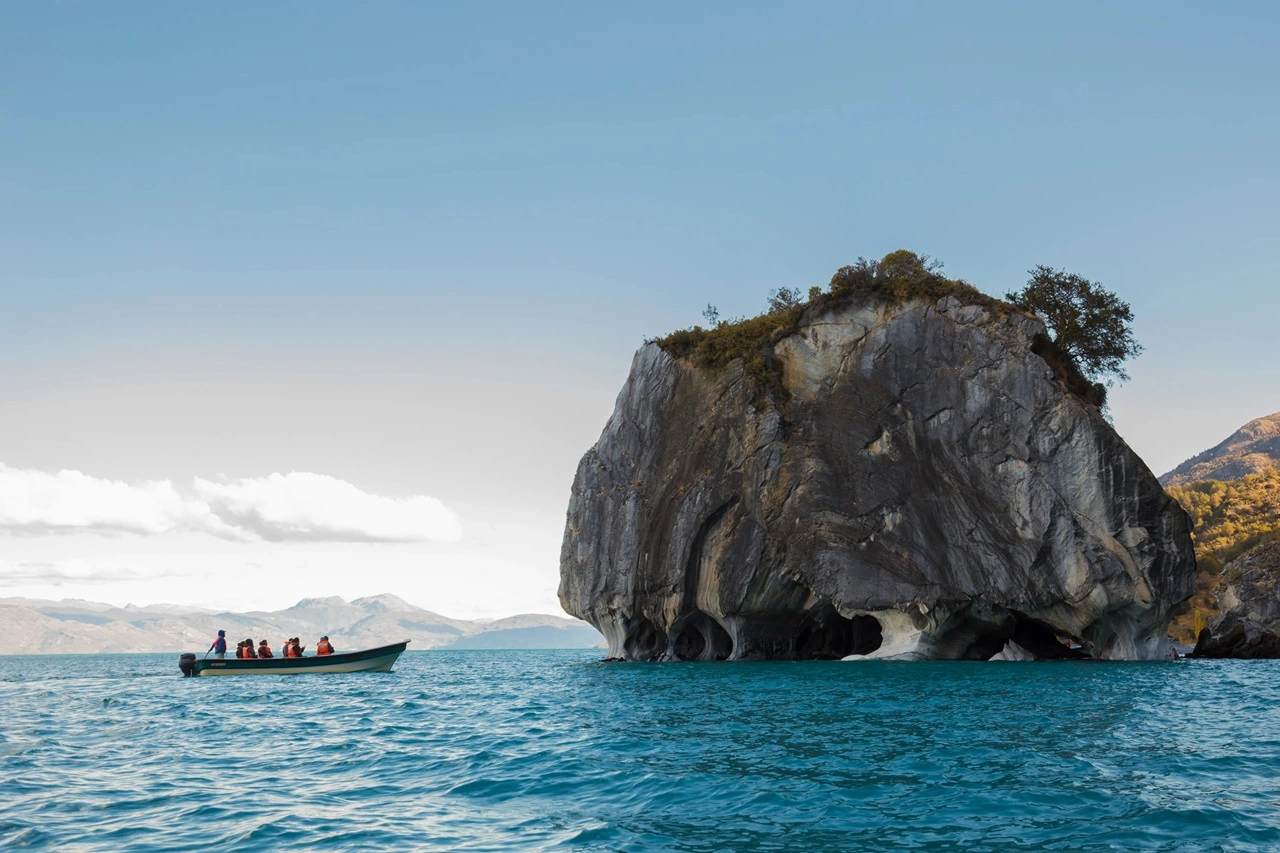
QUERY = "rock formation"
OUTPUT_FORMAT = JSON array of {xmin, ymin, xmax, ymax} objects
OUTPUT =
[
  {"xmin": 1191, "ymin": 540, "xmax": 1280, "ymax": 658},
  {"xmin": 559, "ymin": 292, "xmax": 1196, "ymax": 661}
]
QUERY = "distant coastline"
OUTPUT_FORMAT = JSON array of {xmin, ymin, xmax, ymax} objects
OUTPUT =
[{"xmin": 0, "ymin": 593, "xmax": 604, "ymax": 655}]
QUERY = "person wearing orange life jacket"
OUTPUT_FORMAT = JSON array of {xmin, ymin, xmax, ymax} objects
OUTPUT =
[
  {"xmin": 288, "ymin": 638, "xmax": 306, "ymax": 658},
  {"xmin": 243, "ymin": 639, "xmax": 258, "ymax": 659},
  {"xmin": 316, "ymin": 636, "xmax": 335, "ymax": 656},
  {"xmin": 258, "ymin": 639, "xmax": 274, "ymax": 658},
  {"xmin": 235, "ymin": 641, "xmax": 247, "ymax": 659}
]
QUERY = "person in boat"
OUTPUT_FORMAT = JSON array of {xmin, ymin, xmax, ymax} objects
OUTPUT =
[
  {"xmin": 258, "ymin": 639, "xmax": 274, "ymax": 658},
  {"xmin": 287, "ymin": 638, "xmax": 305, "ymax": 657},
  {"xmin": 243, "ymin": 639, "xmax": 258, "ymax": 658},
  {"xmin": 208, "ymin": 629, "xmax": 227, "ymax": 659},
  {"xmin": 316, "ymin": 636, "xmax": 334, "ymax": 656}
]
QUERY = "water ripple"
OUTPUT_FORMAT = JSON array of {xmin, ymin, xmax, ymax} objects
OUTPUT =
[{"xmin": 1, "ymin": 653, "xmax": 1279, "ymax": 850}]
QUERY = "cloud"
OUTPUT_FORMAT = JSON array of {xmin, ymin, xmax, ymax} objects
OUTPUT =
[
  {"xmin": 0, "ymin": 466, "xmax": 194, "ymax": 535},
  {"xmin": 193, "ymin": 472, "xmax": 463, "ymax": 543},
  {"xmin": 0, "ymin": 558, "xmax": 167, "ymax": 586},
  {"xmin": 0, "ymin": 464, "xmax": 462, "ymax": 544}
]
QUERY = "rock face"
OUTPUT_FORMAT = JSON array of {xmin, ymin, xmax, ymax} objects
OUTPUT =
[
  {"xmin": 1160, "ymin": 412, "xmax": 1280, "ymax": 486},
  {"xmin": 1191, "ymin": 541, "xmax": 1280, "ymax": 658},
  {"xmin": 559, "ymin": 296, "xmax": 1196, "ymax": 661}
]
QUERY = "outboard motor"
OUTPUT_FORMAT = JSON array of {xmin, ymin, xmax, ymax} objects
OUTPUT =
[{"xmin": 178, "ymin": 653, "xmax": 198, "ymax": 677}]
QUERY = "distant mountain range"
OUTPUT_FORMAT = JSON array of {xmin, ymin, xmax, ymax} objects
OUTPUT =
[
  {"xmin": 1161, "ymin": 412, "xmax": 1280, "ymax": 486},
  {"xmin": 0, "ymin": 593, "xmax": 604, "ymax": 655}
]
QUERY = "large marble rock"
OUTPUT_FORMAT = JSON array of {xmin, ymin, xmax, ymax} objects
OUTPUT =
[
  {"xmin": 1191, "ymin": 541, "xmax": 1280, "ymax": 658},
  {"xmin": 559, "ymin": 296, "xmax": 1196, "ymax": 661}
]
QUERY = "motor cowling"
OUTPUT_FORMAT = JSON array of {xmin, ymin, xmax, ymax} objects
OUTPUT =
[{"xmin": 178, "ymin": 653, "xmax": 197, "ymax": 677}]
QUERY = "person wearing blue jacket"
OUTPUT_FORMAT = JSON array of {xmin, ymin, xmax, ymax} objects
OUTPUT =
[{"xmin": 208, "ymin": 629, "xmax": 227, "ymax": 659}]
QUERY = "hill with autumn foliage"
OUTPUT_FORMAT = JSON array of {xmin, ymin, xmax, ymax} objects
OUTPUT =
[
  {"xmin": 1166, "ymin": 458, "xmax": 1280, "ymax": 643},
  {"xmin": 1162, "ymin": 412, "xmax": 1280, "ymax": 486}
]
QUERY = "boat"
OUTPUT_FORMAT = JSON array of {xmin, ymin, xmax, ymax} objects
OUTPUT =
[{"xmin": 178, "ymin": 641, "xmax": 409, "ymax": 676}]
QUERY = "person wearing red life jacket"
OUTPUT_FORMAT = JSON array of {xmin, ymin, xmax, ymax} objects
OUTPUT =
[
  {"xmin": 258, "ymin": 639, "xmax": 274, "ymax": 658},
  {"xmin": 208, "ymin": 629, "xmax": 227, "ymax": 659},
  {"xmin": 243, "ymin": 639, "xmax": 258, "ymax": 658},
  {"xmin": 288, "ymin": 638, "xmax": 305, "ymax": 658},
  {"xmin": 316, "ymin": 636, "xmax": 334, "ymax": 656}
]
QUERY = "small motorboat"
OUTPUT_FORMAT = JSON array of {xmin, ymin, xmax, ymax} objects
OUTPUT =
[{"xmin": 178, "ymin": 641, "xmax": 409, "ymax": 676}]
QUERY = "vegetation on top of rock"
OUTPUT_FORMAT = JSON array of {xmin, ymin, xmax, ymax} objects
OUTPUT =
[
  {"xmin": 1166, "ymin": 466, "xmax": 1280, "ymax": 642},
  {"xmin": 652, "ymin": 250, "xmax": 1126, "ymax": 410},
  {"xmin": 653, "ymin": 251, "xmax": 991, "ymax": 405},
  {"xmin": 1005, "ymin": 266, "xmax": 1142, "ymax": 386}
]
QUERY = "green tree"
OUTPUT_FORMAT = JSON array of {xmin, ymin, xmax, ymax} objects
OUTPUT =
[
  {"xmin": 1006, "ymin": 266, "xmax": 1142, "ymax": 384},
  {"xmin": 766, "ymin": 287, "xmax": 802, "ymax": 314}
]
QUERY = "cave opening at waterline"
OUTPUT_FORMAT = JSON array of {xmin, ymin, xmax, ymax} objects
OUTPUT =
[
  {"xmin": 795, "ymin": 608, "xmax": 883, "ymax": 659},
  {"xmin": 671, "ymin": 611, "xmax": 734, "ymax": 661},
  {"xmin": 1008, "ymin": 612, "xmax": 1090, "ymax": 660},
  {"xmin": 930, "ymin": 607, "xmax": 1092, "ymax": 661},
  {"xmin": 622, "ymin": 617, "xmax": 665, "ymax": 661}
]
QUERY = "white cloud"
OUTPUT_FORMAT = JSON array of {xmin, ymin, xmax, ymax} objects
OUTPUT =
[
  {"xmin": 193, "ymin": 472, "xmax": 463, "ymax": 543},
  {"xmin": 0, "ymin": 558, "xmax": 167, "ymax": 586},
  {"xmin": 0, "ymin": 466, "xmax": 194, "ymax": 535},
  {"xmin": 0, "ymin": 464, "xmax": 462, "ymax": 544}
]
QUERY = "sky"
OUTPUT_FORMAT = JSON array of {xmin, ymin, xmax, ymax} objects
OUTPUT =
[{"xmin": 1, "ymin": 1, "xmax": 1278, "ymax": 616}]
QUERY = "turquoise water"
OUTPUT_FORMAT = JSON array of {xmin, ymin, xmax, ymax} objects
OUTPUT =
[{"xmin": 2, "ymin": 651, "xmax": 1279, "ymax": 851}]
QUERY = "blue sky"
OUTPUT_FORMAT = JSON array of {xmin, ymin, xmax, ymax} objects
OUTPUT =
[{"xmin": 1, "ymin": 2, "xmax": 1277, "ymax": 612}]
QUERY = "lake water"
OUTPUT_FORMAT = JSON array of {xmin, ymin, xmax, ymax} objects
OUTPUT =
[{"xmin": 2, "ymin": 650, "xmax": 1278, "ymax": 851}]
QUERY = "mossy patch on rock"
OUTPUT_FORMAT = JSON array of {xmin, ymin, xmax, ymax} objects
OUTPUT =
[{"xmin": 653, "ymin": 250, "xmax": 1103, "ymax": 409}]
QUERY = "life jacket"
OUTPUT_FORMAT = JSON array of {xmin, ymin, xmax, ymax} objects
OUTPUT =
[
  {"xmin": 244, "ymin": 645, "xmax": 257, "ymax": 658},
  {"xmin": 287, "ymin": 643, "xmax": 301, "ymax": 658},
  {"xmin": 316, "ymin": 640, "xmax": 334, "ymax": 656},
  {"xmin": 212, "ymin": 635, "xmax": 226, "ymax": 653},
  {"xmin": 259, "ymin": 645, "xmax": 273, "ymax": 658}
]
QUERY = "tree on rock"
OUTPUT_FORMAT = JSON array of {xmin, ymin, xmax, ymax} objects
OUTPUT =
[
  {"xmin": 1006, "ymin": 266, "xmax": 1142, "ymax": 384},
  {"xmin": 766, "ymin": 286, "xmax": 802, "ymax": 314}
]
